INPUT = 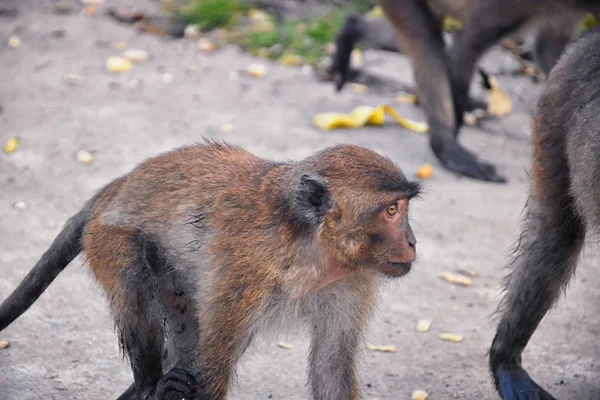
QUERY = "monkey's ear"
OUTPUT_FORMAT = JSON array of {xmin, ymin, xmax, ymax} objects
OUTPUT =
[{"xmin": 292, "ymin": 173, "xmax": 331, "ymax": 227}]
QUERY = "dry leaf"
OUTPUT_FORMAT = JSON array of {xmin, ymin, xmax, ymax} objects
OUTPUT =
[
  {"xmin": 349, "ymin": 83, "xmax": 367, "ymax": 93},
  {"xmin": 487, "ymin": 76, "xmax": 512, "ymax": 117},
  {"xmin": 0, "ymin": 340, "xmax": 9, "ymax": 349},
  {"xmin": 247, "ymin": 64, "xmax": 266, "ymax": 78},
  {"xmin": 440, "ymin": 272, "xmax": 472, "ymax": 287},
  {"xmin": 416, "ymin": 164, "xmax": 434, "ymax": 180},
  {"xmin": 350, "ymin": 49, "xmax": 362, "ymax": 68},
  {"xmin": 8, "ymin": 36, "xmax": 20, "ymax": 49},
  {"xmin": 279, "ymin": 53, "xmax": 304, "ymax": 66},
  {"xmin": 443, "ymin": 16, "xmax": 463, "ymax": 31},
  {"xmin": 277, "ymin": 342, "xmax": 293, "ymax": 350},
  {"xmin": 4, "ymin": 137, "xmax": 19, "ymax": 154},
  {"xmin": 75, "ymin": 150, "xmax": 94, "ymax": 164},
  {"xmin": 47, "ymin": 372, "xmax": 58, "ymax": 379},
  {"xmin": 313, "ymin": 105, "xmax": 428, "ymax": 134},
  {"xmin": 412, "ymin": 389, "xmax": 429, "ymax": 400},
  {"xmin": 106, "ymin": 56, "xmax": 133, "ymax": 73},
  {"xmin": 122, "ymin": 49, "xmax": 149, "ymax": 63},
  {"xmin": 395, "ymin": 93, "xmax": 418, "ymax": 104},
  {"xmin": 366, "ymin": 343, "xmax": 397, "ymax": 353},
  {"xmin": 85, "ymin": 6, "xmax": 95, "ymax": 16},
  {"xmin": 366, "ymin": 6, "xmax": 384, "ymax": 19},
  {"xmin": 440, "ymin": 333, "xmax": 463, "ymax": 343},
  {"xmin": 198, "ymin": 38, "xmax": 215, "ymax": 52},
  {"xmin": 416, "ymin": 319, "xmax": 432, "ymax": 333}
]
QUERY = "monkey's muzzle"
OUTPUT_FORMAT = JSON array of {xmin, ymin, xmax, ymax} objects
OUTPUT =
[{"xmin": 386, "ymin": 262, "xmax": 412, "ymax": 277}]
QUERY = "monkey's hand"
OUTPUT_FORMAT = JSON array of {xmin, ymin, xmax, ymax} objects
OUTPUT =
[
  {"xmin": 494, "ymin": 365, "xmax": 557, "ymax": 400},
  {"xmin": 153, "ymin": 367, "xmax": 197, "ymax": 400},
  {"xmin": 435, "ymin": 142, "xmax": 506, "ymax": 183}
]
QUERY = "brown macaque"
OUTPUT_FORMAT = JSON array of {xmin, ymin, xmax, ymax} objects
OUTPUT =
[
  {"xmin": 0, "ymin": 141, "xmax": 420, "ymax": 400},
  {"xmin": 490, "ymin": 27, "xmax": 600, "ymax": 400},
  {"xmin": 330, "ymin": 0, "xmax": 600, "ymax": 183}
]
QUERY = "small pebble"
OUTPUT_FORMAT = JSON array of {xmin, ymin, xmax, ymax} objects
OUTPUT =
[
  {"xmin": 412, "ymin": 389, "xmax": 428, "ymax": 400},
  {"xmin": 247, "ymin": 64, "xmax": 266, "ymax": 78},
  {"xmin": 13, "ymin": 201, "xmax": 27, "ymax": 210},
  {"xmin": 75, "ymin": 149, "xmax": 94, "ymax": 164},
  {"xmin": 63, "ymin": 74, "xmax": 86, "ymax": 86},
  {"xmin": 184, "ymin": 25, "xmax": 200, "ymax": 40},
  {"xmin": 416, "ymin": 319, "xmax": 432, "ymax": 333},
  {"xmin": 0, "ymin": 340, "xmax": 9, "ymax": 349},
  {"xmin": 162, "ymin": 73, "xmax": 174, "ymax": 84},
  {"xmin": 122, "ymin": 49, "xmax": 149, "ymax": 63}
]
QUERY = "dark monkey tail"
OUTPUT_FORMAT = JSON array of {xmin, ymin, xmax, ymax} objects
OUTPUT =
[{"xmin": 0, "ymin": 198, "xmax": 96, "ymax": 331}]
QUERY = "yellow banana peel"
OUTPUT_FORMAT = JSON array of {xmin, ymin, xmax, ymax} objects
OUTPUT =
[{"xmin": 313, "ymin": 105, "xmax": 428, "ymax": 134}]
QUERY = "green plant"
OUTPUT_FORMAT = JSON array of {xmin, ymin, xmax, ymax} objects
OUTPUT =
[{"xmin": 179, "ymin": 0, "xmax": 248, "ymax": 30}]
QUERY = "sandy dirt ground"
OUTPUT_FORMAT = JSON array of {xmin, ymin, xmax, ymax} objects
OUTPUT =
[{"xmin": 1, "ymin": 1, "xmax": 600, "ymax": 399}]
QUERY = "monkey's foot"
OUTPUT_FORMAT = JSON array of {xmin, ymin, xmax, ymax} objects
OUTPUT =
[
  {"xmin": 155, "ymin": 367, "xmax": 197, "ymax": 400},
  {"xmin": 437, "ymin": 142, "xmax": 506, "ymax": 183},
  {"xmin": 495, "ymin": 365, "xmax": 557, "ymax": 400}
]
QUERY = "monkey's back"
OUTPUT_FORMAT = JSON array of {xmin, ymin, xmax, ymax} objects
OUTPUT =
[{"xmin": 95, "ymin": 141, "xmax": 278, "ymax": 234}]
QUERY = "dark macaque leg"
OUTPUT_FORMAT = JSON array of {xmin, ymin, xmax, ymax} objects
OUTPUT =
[
  {"xmin": 449, "ymin": 2, "xmax": 531, "ymax": 132},
  {"xmin": 88, "ymin": 226, "xmax": 195, "ymax": 400},
  {"xmin": 489, "ymin": 116, "xmax": 585, "ymax": 400},
  {"xmin": 329, "ymin": 14, "xmax": 365, "ymax": 90},
  {"xmin": 378, "ymin": 0, "xmax": 505, "ymax": 182}
]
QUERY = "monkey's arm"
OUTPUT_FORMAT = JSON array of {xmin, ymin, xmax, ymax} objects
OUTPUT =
[
  {"xmin": 307, "ymin": 284, "xmax": 377, "ymax": 400},
  {"xmin": 378, "ymin": 0, "xmax": 505, "ymax": 182}
]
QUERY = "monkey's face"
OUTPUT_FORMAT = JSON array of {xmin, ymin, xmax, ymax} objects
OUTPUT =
[
  {"xmin": 322, "ymin": 195, "xmax": 417, "ymax": 278},
  {"xmin": 367, "ymin": 197, "xmax": 417, "ymax": 278}
]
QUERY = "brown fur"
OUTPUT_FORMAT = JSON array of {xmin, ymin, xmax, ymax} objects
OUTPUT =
[{"xmin": 0, "ymin": 141, "xmax": 420, "ymax": 400}]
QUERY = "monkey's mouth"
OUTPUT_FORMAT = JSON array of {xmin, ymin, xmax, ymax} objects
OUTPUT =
[{"xmin": 384, "ymin": 262, "xmax": 412, "ymax": 277}]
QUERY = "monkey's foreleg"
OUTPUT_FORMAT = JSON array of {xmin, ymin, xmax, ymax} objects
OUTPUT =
[
  {"xmin": 378, "ymin": 0, "xmax": 505, "ymax": 183},
  {"xmin": 307, "ymin": 291, "xmax": 373, "ymax": 400},
  {"xmin": 489, "ymin": 198, "xmax": 584, "ymax": 399}
]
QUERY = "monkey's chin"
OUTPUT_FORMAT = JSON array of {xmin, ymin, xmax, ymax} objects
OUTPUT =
[{"xmin": 381, "ymin": 262, "xmax": 412, "ymax": 278}]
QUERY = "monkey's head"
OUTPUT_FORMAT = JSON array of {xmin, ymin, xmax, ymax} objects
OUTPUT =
[{"xmin": 285, "ymin": 145, "xmax": 420, "ymax": 278}]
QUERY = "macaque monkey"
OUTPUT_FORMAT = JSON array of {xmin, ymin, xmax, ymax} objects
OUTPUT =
[
  {"xmin": 330, "ymin": 0, "xmax": 600, "ymax": 183},
  {"xmin": 0, "ymin": 141, "xmax": 420, "ymax": 400},
  {"xmin": 490, "ymin": 27, "xmax": 600, "ymax": 400}
]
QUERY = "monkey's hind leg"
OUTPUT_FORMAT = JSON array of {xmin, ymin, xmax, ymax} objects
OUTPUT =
[
  {"xmin": 489, "ymin": 123, "xmax": 584, "ymax": 399},
  {"xmin": 84, "ymin": 225, "xmax": 196, "ymax": 400},
  {"xmin": 379, "ymin": 0, "xmax": 504, "ymax": 182}
]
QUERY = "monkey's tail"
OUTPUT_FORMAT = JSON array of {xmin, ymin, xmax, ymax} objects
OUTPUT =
[{"xmin": 0, "ymin": 200, "xmax": 95, "ymax": 331}]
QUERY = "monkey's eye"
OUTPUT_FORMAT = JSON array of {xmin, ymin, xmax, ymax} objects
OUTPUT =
[{"xmin": 386, "ymin": 203, "xmax": 398, "ymax": 217}]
